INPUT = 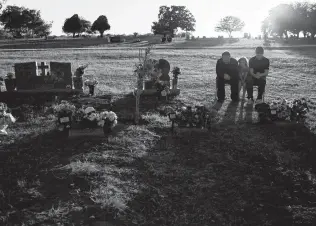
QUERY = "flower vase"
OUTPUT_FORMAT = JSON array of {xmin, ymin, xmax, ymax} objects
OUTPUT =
[
  {"xmin": 103, "ymin": 118, "xmax": 113, "ymax": 136},
  {"xmin": 88, "ymin": 85, "xmax": 95, "ymax": 96},
  {"xmin": 73, "ymin": 77, "xmax": 83, "ymax": 92},
  {"xmin": 172, "ymin": 77, "xmax": 178, "ymax": 89},
  {"xmin": 4, "ymin": 79, "xmax": 16, "ymax": 92}
]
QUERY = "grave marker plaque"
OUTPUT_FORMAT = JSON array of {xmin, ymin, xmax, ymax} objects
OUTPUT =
[
  {"xmin": 50, "ymin": 62, "xmax": 73, "ymax": 89},
  {"xmin": 15, "ymin": 62, "xmax": 38, "ymax": 90}
]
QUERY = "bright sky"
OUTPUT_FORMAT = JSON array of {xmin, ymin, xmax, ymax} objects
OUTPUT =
[{"xmin": 3, "ymin": 0, "xmax": 311, "ymax": 37}]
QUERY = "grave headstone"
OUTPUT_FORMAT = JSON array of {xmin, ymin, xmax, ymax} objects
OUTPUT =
[
  {"xmin": 15, "ymin": 62, "xmax": 38, "ymax": 90},
  {"xmin": 50, "ymin": 62, "xmax": 73, "ymax": 89},
  {"xmin": 33, "ymin": 61, "xmax": 54, "ymax": 89},
  {"xmin": 110, "ymin": 36, "xmax": 121, "ymax": 43}
]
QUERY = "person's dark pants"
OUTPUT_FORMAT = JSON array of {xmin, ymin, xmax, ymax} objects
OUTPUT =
[
  {"xmin": 216, "ymin": 76, "xmax": 239, "ymax": 101},
  {"xmin": 246, "ymin": 76, "xmax": 266, "ymax": 99}
]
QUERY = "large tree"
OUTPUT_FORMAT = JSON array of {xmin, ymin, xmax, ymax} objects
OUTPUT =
[
  {"xmin": 215, "ymin": 16, "xmax": 245, "ymax": 38},
  {"xmin": 62, "ymin": 14, "xmax": 82, "ymax": 37},
  {"xmin": 288, "ymin": 2, "xmax": 309, "ymax": 38},
  {"xmin": 307, "ymin": 3, "xmax": 316, "ymax": 39},
  {"xmin": 79, "ymin": 18, "xmax": 91, "ymax": 34},
  {"xmin": 34, "ymin": 21, "xmax": 53, "ymax": 38},
  {"xmin": 91, "ymin": 15, "xmax": 110, "ymax": 37},
  {"xmin": 0, "ymin": 5, "xmax": 51, "ymax": 38},
  {"xmin": 151, "ymin": 5, "xmax": 196, "ymax": 37},
  {"xmin": 266, "ymin": 4, "xmax": 295, "ymax": 39}
]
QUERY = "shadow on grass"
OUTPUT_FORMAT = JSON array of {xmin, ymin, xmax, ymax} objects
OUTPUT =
[
  {"xmin": 121, "ymin": 120, "xmax": 316, "ymax": 226},
  {"xmin": 3, "ymin": 92, "xmax": 316, "ymax": 225}
]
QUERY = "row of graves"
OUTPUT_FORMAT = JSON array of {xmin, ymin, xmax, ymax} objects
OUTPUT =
[
  {"xmin": 0, "ymin": 61, "xmax": 81, "ymax": 105},
  {"xmin": 0, "ymin": 46, "xmax": 311, "ymax": 138}
]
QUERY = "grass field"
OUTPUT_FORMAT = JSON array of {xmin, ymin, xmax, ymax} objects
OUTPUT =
[{"xmin": 1, "ymin": 44, "xmax": 316, "ymax": 225}]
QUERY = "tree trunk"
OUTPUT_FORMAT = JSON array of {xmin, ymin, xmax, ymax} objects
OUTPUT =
[
  {"xmin": 297, "ymin": 32, "xmax": 300, "ymax": 39},
  {"xmin": 73, "ymin": 33, "xmax": 75, "ymax": 38},
  {"xmin": 100, "ymin": 31, "xmax": 104, "ymax": 38}
]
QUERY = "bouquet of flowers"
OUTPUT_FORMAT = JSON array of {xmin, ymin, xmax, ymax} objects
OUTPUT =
[
  {"xmin": 290, "ymin": 98, "xmax": 309, "ymax": 122},
  {"xmin": 170, "ymin": 105, "xmax": 212, "ymax": 128},
  {"xmin": 155, "ymin": 80, "xmax": 170, "ymax": 97},
  {"xmin": 269, "ymin": 98, "xmax": 292, "ymax": 121},
  {"xmin": 76, "ymin": 106, "xmax": 100, "ymax": 127},
  {"xmin": 172, "ymin": 67, "xmax": 181, "ymax": 79},
  {"xmin": 268, "ymin": 98, "xmax": 309, "ymax": 122},
  {"xmin": 0, "ymin": 102, "xmax": 16, "ymax": 135},
  {"xmin": 84, "ymin": 79, "xmax": 98, "ymax": 95},
  {"xmin": 84, "ymin": 79, "xmax": 98, "ymax": 86},
  {"xmin": 134, "ymin": 46, "xmax": 156, "ymax": 88},
  {"xmin": 53, "ymin": 100, "xmax": 76, "ymax": 117},
  {"xmin": 98, "ymin": 111, "xmax": 118, "ymax": 129}
]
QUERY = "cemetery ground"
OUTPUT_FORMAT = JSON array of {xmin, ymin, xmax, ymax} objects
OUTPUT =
[{"xmin": 1, "ymin": 47, "xmax": 316, "ymax": 225}]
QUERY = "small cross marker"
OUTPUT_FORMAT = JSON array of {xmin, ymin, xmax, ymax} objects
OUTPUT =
[{"xmin": 38, "ymin": 62, "xmax": 49, "ymax": 76}]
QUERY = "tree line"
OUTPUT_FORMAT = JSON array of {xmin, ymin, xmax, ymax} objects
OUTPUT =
[
  {"xmin": 262, "ymin": 2, "xmax": 316, "ymax": 39},
  {"xmin": 1, "ymin": 1, "xmax": 313, "ymax": 40},
  {"xmin": 0, "ymin": 1, "xmax": 110, "ymax": 38}
]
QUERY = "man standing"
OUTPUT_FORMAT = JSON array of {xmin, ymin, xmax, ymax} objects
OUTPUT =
[
  {"xmin": 216, "ymin": 51, "xmax": 240, "ymax": 103},
  {"xmin": 246, "ymin": 46, "xmax": 270, "ymax": 104}
]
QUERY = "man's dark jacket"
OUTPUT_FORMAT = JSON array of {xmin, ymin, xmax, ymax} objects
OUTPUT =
[{"xmin": 216, "ymin": 58, "xmax": 239, "ymax": 79}]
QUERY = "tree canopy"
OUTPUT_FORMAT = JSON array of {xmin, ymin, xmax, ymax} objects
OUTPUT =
[
  {"xmin": 151, "ymin": 5, "xmax": 196, "ymax": 37},
  {"xmin": 215, "ymin": 16, "xmax": 245, "ymax": 38},
  {"xmin": 91, "ymin": 15, "xmax": 110, "ymax": 37},
  {"xmin": 0, "ymin": 5, "xmax": 52, "ymax": 38},
  {"xmin": 263, "ymin": 2, "xmax": 316, "ymax": 39}
]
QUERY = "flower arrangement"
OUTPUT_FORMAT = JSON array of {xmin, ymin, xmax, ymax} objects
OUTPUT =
[
  {"xmin": 255, "ymin": 97, "xmax": 309, "ymax": 123},
  {"xmin": 74, "ymin": 106, "xmax": 118, "ymax": 131},
  {"xmin": 155, "ymin": 81, "xmax": 170, "ymax": 97},
  {"xmin": 84, "ymin": 79, "xmax": 98, "ymax": 86},
  {"xmin": 269, "ymin": 98, "xmax": 309, "ymax": 122},
  {"xmin": 0, "ymin": 102, "xmax": 16, "ymax": 135},
  {"xmin": 84, "ymin": 79, "xmax": 98, "ymax": 95},
  {"xmin": 172, "ymin": 67, "xmax": 181, "ymax": 79},
  {"xmin": 53, "ymin": 100, "xmax": 76, "ymax": 116},
  {"xmin": 98, "ymin": 111, "xmax": 118, "ymax": 128},
  {"xmin": 134, "ymin": 45, "xmax": 156, "ymax": 89},
  {"xmin": 169, "ymin": 105, "xmax": 212, "ymax": 128},
  {"xmin": 75, "ymin": 106, "xmax": 100, "ymax": 127}
]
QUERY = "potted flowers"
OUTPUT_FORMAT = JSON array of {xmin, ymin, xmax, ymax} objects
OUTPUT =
[
  {"xmin": 172, "ymin": 67, "xmax": 181, "ymax": 89},
  {"xmin": 4, "ymin": 73, "xmax": 16, "ymax": 92},
  {"xmin": 53, "ymin": 100, "xmax": 76, "ymax": 137},
  {"xmin": 98, "ymin": 111, "xmax": 118, "ymax": 136},
  {"xmin": 84, "ymin": 79, "xmax": 98, "ymax": 96},
  {"xmin": 76, "ymin": 106, "xmax": 100, "ymax": 128},
  {"xmin": 155, "ymin": 80, "xmax": 170, "ymax": 100}
]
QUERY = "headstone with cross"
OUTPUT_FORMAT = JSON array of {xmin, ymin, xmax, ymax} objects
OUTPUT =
[{"xmin": 33, "ymin": 61, "xmax": 54, "ymax": 89}]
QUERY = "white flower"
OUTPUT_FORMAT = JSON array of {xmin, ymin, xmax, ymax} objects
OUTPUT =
[
  {"xmin": 84, "ymin": 107, "xmax": 96, "ymax": 115},
  {"xmin": 106, "ymin": 111, "xmax": 117, "ymax": 122},
  {"xmin": 87, "ymin": 112, "xmax": 99, "ymax": 121},
  {"xmin": 98, "ymin": 120, "xmax": 105, "ymax": 127},
  {"xmin": 99, "ymin": 111, "xmax": 109, "ymax": 119}
]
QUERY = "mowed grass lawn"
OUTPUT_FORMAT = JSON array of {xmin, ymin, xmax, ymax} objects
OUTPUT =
[
  {"xmin": 1, "ymin": 47, "xmax": 315, "ymax": 127},
  {"xmin": 1, "ymin": 47, "xmax": 316, "ymax": 225}
]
